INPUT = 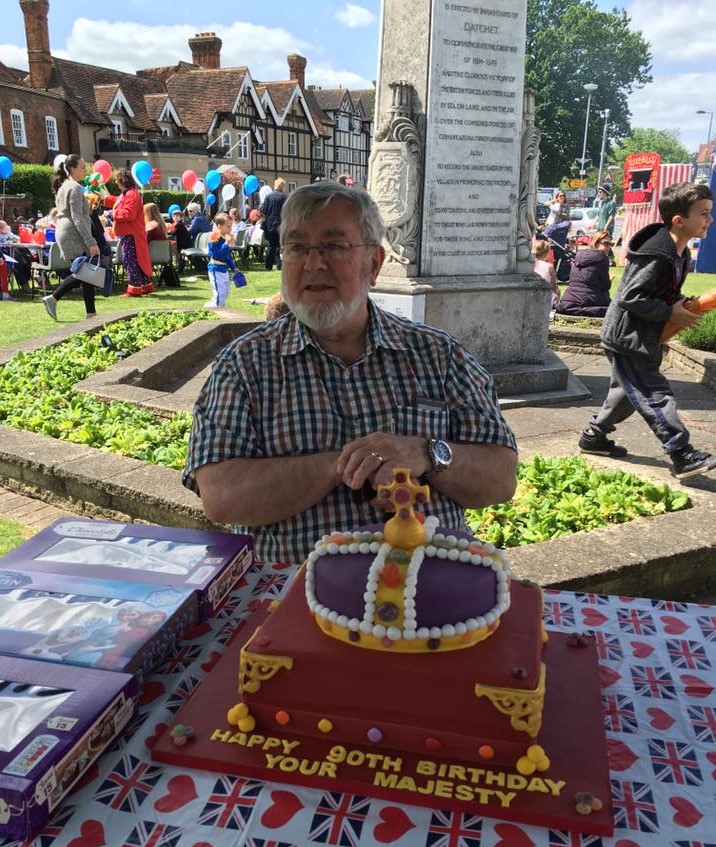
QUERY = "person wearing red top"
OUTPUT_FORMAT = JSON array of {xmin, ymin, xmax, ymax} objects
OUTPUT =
[
  {"xmin": 144, "ymin": 202, "xmax": 167, "ymax": 242},
  {"xmin": 113, "ymin": 169, "xmax": 153, "ymax": 296}
]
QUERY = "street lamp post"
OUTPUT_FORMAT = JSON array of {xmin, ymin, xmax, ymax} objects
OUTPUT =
[
  {"xmin": 597, "ymin": 108, "xmax": 611, "ymax": 190},
  {"xmin": 578, "ymin": 83, "xmax": 598, "ymax": 177},
  {"xmin": 697, "ymin": 109, "xmax": 714, "ymax": 144}
]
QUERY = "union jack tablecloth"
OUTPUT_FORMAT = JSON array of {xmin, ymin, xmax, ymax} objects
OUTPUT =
[{"xmin": 3, "ymin": 562, "xmax": 715, "ymax": 847}]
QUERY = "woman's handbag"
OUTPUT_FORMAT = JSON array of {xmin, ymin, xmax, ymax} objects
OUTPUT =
[{"xmin": 70, "ymin": 255, "xmax": 107, "ymax": 288}]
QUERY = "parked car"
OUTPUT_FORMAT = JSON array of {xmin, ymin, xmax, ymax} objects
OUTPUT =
[{"xmin": 568, "ymin": 207, "xmax": 599, "ymax": 239}]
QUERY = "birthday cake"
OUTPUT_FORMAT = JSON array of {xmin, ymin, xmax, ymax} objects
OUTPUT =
[{"xmin": 228, "ymin": 469, "xmax": 551, "ymax": 774}]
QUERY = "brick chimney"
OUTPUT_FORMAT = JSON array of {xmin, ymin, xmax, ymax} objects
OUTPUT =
[
  {"xmin": 287, "ymin": 54, "xmax": 306, "ymax": 89},
  {"xmin": 188, "ymin": 32, "xmax": 222, "ymax": 69},
  {"xmin": 20, "ymin": 0, "xmax": 53, "ymax": 90}
]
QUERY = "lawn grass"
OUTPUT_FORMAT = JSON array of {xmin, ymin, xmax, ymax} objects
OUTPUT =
[
  {"xmin": 0, "ymin": 262, "xmax": 282, "ymax": 351},
  {"xmin": 0, "ymin": 515, "xmax": 31, "ymax": 556}
]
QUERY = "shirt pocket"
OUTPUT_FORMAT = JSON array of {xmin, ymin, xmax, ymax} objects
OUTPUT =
[{"xmin": 392, "ymin": 405, "xmax": 451, "ymax": 440}]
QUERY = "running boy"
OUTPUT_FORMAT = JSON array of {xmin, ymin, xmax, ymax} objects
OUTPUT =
[
  {"xmin": 578, "ymin": 181, "xmax": 715, "ymax": 480},
  {"xmin": 205, "ymin": 212, "xmax": 236, "ymax": 309}
]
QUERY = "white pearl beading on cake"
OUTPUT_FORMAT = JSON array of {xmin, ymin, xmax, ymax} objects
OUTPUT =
[{"xmin": 305, "ymin": 529, "xmax": 512, "ymax": 644}]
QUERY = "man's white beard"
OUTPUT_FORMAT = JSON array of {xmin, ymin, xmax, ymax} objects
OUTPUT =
[{"xmin": 281, "ymin": 282, "xmax": 366, "ymax": 334}]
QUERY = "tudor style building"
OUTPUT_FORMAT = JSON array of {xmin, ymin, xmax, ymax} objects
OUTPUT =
[{"xmin": 0, "ymin": 0, "xmax": 374, "ymax": 196}]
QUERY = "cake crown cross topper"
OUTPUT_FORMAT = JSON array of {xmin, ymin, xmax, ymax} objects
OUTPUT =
[{"xmin": 377, "ymin": 467, "xmax": 430, "ymax": 550}]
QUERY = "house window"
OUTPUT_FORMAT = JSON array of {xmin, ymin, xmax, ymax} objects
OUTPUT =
[
  {"xmin": 221, "ymin": 131, "xmax": 231, "ymax": 149},
  {"xmin": 288, "ymin": 132, "xmax": 297, "ymax": 156},
  {"xmin": 45, "ymin": 116, "xmax": 59, "ymax": 150},
  {"xmin": 352, "ymin": 117, "xmax": 361, "ymax": 134},
  {"xmin": 338, "ymin": 148, "xmax": 350, "ymax": 164},
  {"xmin": 255, "ymin": 137, "xmax": 266, "ymax": 154},
  {"xmin": 352, "ymin": 149, "xmax": 361, "ymax": 163},
  {"xmin": 167, "ymin": 176, "xmax": 181, "ymax": 191},
  {"xmin": 161, "ymin": 127, "xmax": 170, "ymax": 137},
  {"xmin": 288, "ymin": 181, "xmax": 297, "ymax": 192},
  {"xmin": 10, "ymin": 110, "xmax": 26, "ymax": 147},
  {"xmin": 314, "ymin": 138, "xmax": 323, "ymax": 158},
  {"xmin": 0, "ymin": 113, "xmax": 4, "ymax": 145},
  {"xmin": 111, "ymin": 120, "xmax": 123, "ymax": 139},
  {"xmin": 237, "ymin": 133, "xmax": 249, "ymax": 160},
  {"xmin": 337, "ymin": 114, "xmax": 349, "ymax": 132}
]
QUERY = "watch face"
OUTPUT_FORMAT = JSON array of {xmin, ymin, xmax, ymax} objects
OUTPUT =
[{"xmin": 433, "ymin": 439, "xmax": 452, "ymax": 465}]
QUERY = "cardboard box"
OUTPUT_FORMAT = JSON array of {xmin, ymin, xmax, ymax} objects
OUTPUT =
[
  {"xmin": 0, "ymin": 569, "xmax": 196, "ymax": 677},
  {"xmin": 0, "ymin": 655, "xmax": 136, "ymax": 841},
  {"xmin": 0, "ymin": 519, "xmax": 253, "ymax": 621}
]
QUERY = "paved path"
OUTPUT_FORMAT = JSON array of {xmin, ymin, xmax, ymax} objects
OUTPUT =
[{"xmin": 0, "ymin": 485, "xmax": 77, "ymax": 531}]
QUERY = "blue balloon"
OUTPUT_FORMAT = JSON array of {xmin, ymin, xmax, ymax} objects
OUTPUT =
[
  {"xmin": 131, "ymin": 160, "xmax": 153, "ymax": 186},
  {"xmin": 167, "ymin": 204, "xmax": 181, "ymax": 216},
  {"xmin": 205, "ymin": 169, "xmax": 221, "ymax": 191},
  {"xmin": 0, "ymin": 156, "xmax": 13, "ymax": 180},
  {"xmin": 244, "ymin": 174, "xmax": 259, "ymax": 195},
  {"xmin": 206, "ymin": 193, "xmax": 216, "ymax": 205}
]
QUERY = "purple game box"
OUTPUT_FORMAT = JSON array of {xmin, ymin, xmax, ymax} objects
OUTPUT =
[
  {"xmin": 0, "ymin": 519, "xmax": 253, "ymax": 622},
  {"xmin": 0, "ymin": 655, "xmax": 136, "ymax": 841},
  {"xmin": 0, "ymin": 567, "xmax": 196, "ymax": 678}
]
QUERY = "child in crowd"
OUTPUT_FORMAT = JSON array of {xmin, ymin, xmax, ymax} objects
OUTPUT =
[
  {"xmin": 228, "ymin": 207, "xmax": 246, "ymax": 244},
  {"xmin": 532, "ymin": 239, "xmax": 559, "ymax": 311},
  {"xmin": 579, "ymin": 182, "xmax": 715, "ymax": 480},
  {"xmin": 206, "ymin": 212, "xmax": 237, "ymax": 308},
  {"xmin": 144, "ymin": 203, "xmax": 167, "ymax": 242},
  {"xmin": 168, "ymin": 209, "xmax": 191, "ymax": 274},
  {"xmin": 0, "ymin": 220, "xmax": 18, "ymax": 300},
  {"xmin": 263, "ymin": 291, "xmax": 290, "ymax": 321}
]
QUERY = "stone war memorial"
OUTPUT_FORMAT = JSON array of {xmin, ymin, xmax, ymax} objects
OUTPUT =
[{"xmin": 368, "ymin": 0, "xmax": 586, "ymax": 404}]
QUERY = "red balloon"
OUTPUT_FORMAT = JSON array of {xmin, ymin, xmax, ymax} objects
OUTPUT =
[
  {"xmin": 94, "ymin": 159, "xmax": 112, "ymax": 184},
  {"xmin": 182, "ymin": 169, "xmax": 198, "ymax": 190}
]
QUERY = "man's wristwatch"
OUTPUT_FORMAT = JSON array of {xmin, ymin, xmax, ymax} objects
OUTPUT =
[{"xmin": 425, "ymin": 438, "xmax": 453, "ymax": 475}]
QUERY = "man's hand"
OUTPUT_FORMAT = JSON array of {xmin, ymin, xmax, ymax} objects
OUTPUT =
[
  {"xmin": 337, "ymin": 433, "xmax": 430, "ymax": 491},
  {"xmin": 670, "ymin": 299, "xmax": 702, "ymax": 329}
]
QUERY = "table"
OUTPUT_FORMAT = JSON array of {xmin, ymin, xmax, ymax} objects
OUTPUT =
[{"xmin": 2, "ymin": 563, "xmax": 714, "ymax": 846}]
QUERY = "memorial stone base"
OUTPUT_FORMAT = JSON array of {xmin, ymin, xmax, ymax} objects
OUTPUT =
[{"xmin": 372, "ymin": 276, "xmax": 589, "ymax": 407}]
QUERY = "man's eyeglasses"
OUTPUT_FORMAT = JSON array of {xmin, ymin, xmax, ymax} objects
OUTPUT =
[{"xmin": 282, "ymin": 241, "xmax": 376, "ymax": 263}]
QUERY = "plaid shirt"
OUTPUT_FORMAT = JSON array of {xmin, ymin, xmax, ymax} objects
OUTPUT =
[{"xmin": 182, "ymin": 302, "xmax": 517, "ymax": 563}]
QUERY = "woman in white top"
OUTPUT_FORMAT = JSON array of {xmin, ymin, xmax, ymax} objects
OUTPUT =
[{"xmin": 545, "ymin": 189, "xmax": 570, "ymax": 226}]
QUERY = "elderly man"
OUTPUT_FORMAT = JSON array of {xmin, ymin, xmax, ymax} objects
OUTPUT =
[{"xmin": 182, "ymin": 182, "xmax": 517, "ymax": 562}]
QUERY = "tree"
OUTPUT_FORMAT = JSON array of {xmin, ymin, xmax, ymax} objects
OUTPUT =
[
  {"xmin": 526, "ymin": 0, "xmax": 652, "ymax": 185},
  {"xmin": 611, "ymin": 128, "xmax": 691, "ymax": 166}
]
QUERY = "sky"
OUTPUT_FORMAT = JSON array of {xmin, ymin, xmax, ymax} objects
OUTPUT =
[{"xmin": 1, "ymin": 0, "xmax": 715, "ymax": 156}]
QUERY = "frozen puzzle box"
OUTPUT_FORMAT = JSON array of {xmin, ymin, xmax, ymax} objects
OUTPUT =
[
  {"xmin": 0, "ymin": 654, "xmax": 136, "ymax": 841},
  {"xmin": 0, "ymin": 518, "xmax": 253, "ymax": 622}
]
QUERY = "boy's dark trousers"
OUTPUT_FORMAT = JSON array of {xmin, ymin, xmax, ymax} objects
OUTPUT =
[{"xmin": 589, "ymin": 350, "xmax": 690, "ymax": 454}]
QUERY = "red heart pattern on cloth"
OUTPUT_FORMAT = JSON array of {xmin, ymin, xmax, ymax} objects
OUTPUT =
[
  {"xmin": 706, "ymin": 750, "xmax": 716, "ymax": 778},
  {"xmin": 661, "ymin": 615, "xmax": 689, "ymax": 635},
  {"xmin": 670, "ymin": 795, "xmax": 703, "ymax": 827},
  {"xmin": 680, "ymin": 673, "xmax": 714, "ymax": 699},
  {"xmin": 599, "ymin": 664, "xmax": 621, "ymax": 688},
  {"xmin": 67, "ymin": 820, "xmax": 106, "ymax": 847},
  {"xmin": 144, "ymin": 721, "xmax": 168, "ymax": 750},
  {"xmin": 606, "ymin": 738, "xmax": 638, "ymax": 771},
  {"xmin": 647, "ymin": 707, "xmax": 675, "ymax": 730},
  {"xmin": 373, "ymin": 806, "xmax": 415, "ymax": 843},
  {"xmin": 631, "ymin": 640, "xmax": 654, "ymax": 658},
  {"xmin": 493, "ymin": 822, "xmax": 536, "ymax": 847},
  {"xmin": 154, "ymin": 774, "xmax": 198, "ymax": 813},
  {"xmin": 261, "ymin": 789, "xmax": 304, "ymax": 828},
  {"xmin": 201, "ymin": 650, "xmax": 222, "ymax": 673},
  {"xmin": 582, "ymin": 608, "xmax": 608, "ymax": 627},
  {"xmin": 139, "ymin": 680, "xmax": 165, "ymax": 706}
]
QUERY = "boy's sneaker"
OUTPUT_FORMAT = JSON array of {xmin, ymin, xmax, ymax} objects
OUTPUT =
[
  {"xmin": 578, "ymin": 427, "xmax": 628, "ymax": 457},
  {"xmin": 669, "ymin": 446, "xmax": 716, "ymax": 480},
  {"xmin": 42, "ymin": 295, "xmax": 57, "ymax": 320}
]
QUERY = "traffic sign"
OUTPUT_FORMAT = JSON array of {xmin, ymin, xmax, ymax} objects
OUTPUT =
[{"xmin": 568, "ymin": 179, "xmax": 587, "ymax": 188}]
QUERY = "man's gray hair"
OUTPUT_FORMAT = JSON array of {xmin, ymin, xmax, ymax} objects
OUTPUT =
[{"xmin": 280, "ymin": 182, "xmax": 386, "ymax": 245}]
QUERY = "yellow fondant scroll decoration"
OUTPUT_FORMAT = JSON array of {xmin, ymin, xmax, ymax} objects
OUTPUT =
[
  {"xmin": 239, "ymin": 647, "xmax": 293, "ymax": 694},
  {"xmin": 474, "ymin": 662, "xmax": 546, "ymax": 737}
]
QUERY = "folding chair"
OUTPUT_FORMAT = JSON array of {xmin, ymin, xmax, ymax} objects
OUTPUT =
[
  {"xmin": 29, "ymin": 243, "xmax": 70, "ymax": 298},
  {"xmin": 149, "ymin": 239, "xmax": 173, "ymax": 284}
]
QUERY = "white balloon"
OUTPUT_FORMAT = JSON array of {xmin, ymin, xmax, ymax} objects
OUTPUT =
[
  {"xmin": 221, "ymin": 183, "xmax": 236, "ymax": 201},
  {"xmin": 53, "ymin": 153, "xmax": 67, "ymax": 169},
  {"xmin": 193, "ymin": 179, "xmax": 205, "ymax": 194}
]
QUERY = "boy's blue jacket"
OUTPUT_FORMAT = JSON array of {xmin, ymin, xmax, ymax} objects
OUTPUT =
[
  {"xmin": 600, "ymin": 223, "xmax": 690, "ymax": 364},
  {"xmin": 207, "ymin": 233, "xmax": 236, "ymax": 272}
]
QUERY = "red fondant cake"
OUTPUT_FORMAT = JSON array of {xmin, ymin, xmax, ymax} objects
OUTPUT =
[{"xmin": 230, "ymin": 470, "xmax": 550, "ymax": 773}]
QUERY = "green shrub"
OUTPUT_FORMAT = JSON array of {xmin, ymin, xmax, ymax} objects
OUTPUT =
[
  {"xmin": 0, "ymin": 310, "xmax": 213, "ymax": 469},
  {"xmin": 466, "ymin": 454, "xmax": 690, "ymax": 547},
  {"xmin": 677, "ymin": 309, "xmax": 716, "ymax": 353},
  {"xmin": 5, "ymin": 164, "xmax": 54, "ymax": 214}
]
